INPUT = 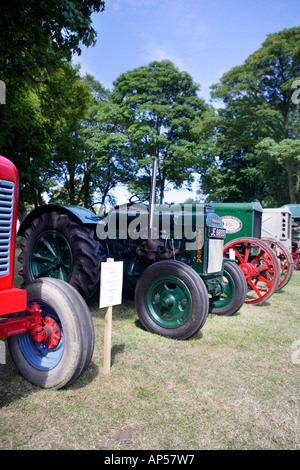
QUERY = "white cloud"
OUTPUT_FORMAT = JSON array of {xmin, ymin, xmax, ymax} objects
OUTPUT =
[{"xmin": 141, "ymin": 39, "xmax": 186, "ymax": 70}]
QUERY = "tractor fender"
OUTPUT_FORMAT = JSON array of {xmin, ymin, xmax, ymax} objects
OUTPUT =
[{"xmin": 18, "ymin": 204, "xmax": 102, "ymax": 236}]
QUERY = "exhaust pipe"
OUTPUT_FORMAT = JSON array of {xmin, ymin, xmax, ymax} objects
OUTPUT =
[{"xmin": 148, "ymin": 157, "xmax": 157, "ymax": 239}]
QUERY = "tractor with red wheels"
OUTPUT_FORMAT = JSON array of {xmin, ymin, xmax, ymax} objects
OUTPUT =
[
  {"xmin": 261, "ymin": 207, "xmax": 294, "ymax": 288},
  {"xmin": 281, "ymin": 204, "xmax": 300, "ymax": 270},
  {"xmin": 0, "ymin": 156, "xmax": 95, "ymax": 389},
  {"xmin": 211, "ymin": 202, "xmax": 294, "ymax": 305}
]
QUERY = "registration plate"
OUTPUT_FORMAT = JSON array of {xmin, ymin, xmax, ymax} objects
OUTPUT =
[{"xmin": 208, "ymin": 226, "xmax": 226, "ymax": 239}]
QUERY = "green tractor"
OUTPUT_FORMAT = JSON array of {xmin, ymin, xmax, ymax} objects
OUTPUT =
[{"xmin": 18, "ymin": 164, "xmax": 247, "ymax": 340}]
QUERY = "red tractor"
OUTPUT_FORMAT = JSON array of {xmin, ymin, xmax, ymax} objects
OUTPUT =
[{"xmin": 0, "ymin": 156, "xmax": 94, "ymax": 389}]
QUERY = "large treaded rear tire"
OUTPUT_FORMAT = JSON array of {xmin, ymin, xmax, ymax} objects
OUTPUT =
[{"xmin": 18, "ymin": 211, "xmax": 101, "ymax": 300}]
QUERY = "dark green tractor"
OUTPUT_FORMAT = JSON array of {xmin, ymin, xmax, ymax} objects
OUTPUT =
[{"xmin": 18, "ymin": 167, "xmax": 247, "ymax": 340}]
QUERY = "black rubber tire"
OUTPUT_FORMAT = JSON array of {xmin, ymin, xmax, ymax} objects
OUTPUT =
[
  {"xmin": 18, "ymin": 211, "xmax": 101, "ymax": 300},
  {"xmin": 38, "ymin": 277, "xmax": 95, "ymax": 375},
  {"xmin": 209, "ymin": 260, "xmax": 247, "ymax": 316},
  {"xmin": 7, "ymin": 278, "xmax": 95, "ymax": 389},
  {"xmin": 134, "ymin": 260, "xmax": 209, "ymax": 340}
]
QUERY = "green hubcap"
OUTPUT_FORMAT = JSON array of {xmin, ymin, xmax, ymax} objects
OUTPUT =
[
  {"xmin": 145, "ymin": 274, "xmax": 192, "ymax": 329},
  {"xmin": 210, "ymin": 270, "xmax": 235, "ymax": 308},
  {"xmin": 30, "ymin": 230, "xmax": 73, "ymax": 282}
]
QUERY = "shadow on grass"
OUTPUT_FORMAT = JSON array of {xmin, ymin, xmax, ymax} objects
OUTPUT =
[
  {"xmin": 0, "ymin": 353, "xmax": 100, "ymax": 408},
  {"xmin": 134, "ymin": 318, "xmax": 205, "ymax": 341},
  {"xmin": 111, "ymin": 343, "xmax": 126, "ymax": 365}
]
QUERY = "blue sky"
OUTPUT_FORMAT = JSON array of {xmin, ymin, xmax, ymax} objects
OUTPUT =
[{"xmin": 74, "ymin": 0, "xmax": 300, "ymax": 203}]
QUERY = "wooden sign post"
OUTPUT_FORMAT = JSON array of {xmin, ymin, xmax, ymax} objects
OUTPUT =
[{"xmin": 99, "ymin": 258, "xmax": 123, "ymax": 374}]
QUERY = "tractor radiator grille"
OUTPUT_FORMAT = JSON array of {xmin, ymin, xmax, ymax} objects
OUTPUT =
[{"xmin": 0, "ymin": 179, "xmax": 14, "ymax": 276}]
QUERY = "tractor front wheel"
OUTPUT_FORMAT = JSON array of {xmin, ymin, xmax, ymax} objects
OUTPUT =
[
  {"xmin": 7, "ymin": 278, "xmax": 95, "ymax": 389},
  {"xmin": 209, "ymin": 260, "xmax": 247, "ymax": 315},
  {"xmin": 134, "ymin": 260, "xmax": 209, "ymax": 340}
]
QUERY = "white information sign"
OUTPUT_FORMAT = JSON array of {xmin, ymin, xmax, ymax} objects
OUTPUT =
[{"xmin": 99, "ymin": 261, "xmax": 123, "ymax": 309}]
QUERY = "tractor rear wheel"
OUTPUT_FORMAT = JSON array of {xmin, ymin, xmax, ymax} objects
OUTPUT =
[
  {"xmin": 262, "ymin": 239, "xmax": 294, "ymax": 290},
  {"xmin": 209, "ymin": 260, "xmax": 247, "ymax": 315},
  {"xmin": 291, "ymin": 241, "xmax": 300, "ymax": 270},
  {"xmin": 223, "ymin": 237, "xmax": 280, "ymax": 305},
  {"xmin": 134, "ymin": 260, "xmax": 209, "ymax": 340},
  {"xmin": 19, "ymin": 211, "xmax": 101, "ymax": 300},
  {"xmin": 7, "ymin": 278, "xmax": 95, "ymax": 389}
]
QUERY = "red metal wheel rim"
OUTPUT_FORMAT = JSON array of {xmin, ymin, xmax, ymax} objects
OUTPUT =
[
  {"xmin": 223, "ymin": 237, "xmax": 280, "ymax": 304},
  {"xmin": 42, "ymin": 316, "xmax": 61, "ymax": 349},
  {"xmin": 262, "ymin": 239, "xmax": 294, "ymax": 290},
  {"xmin": 292, "ymin": 242, "xmax": 300, "ymax": 270}
]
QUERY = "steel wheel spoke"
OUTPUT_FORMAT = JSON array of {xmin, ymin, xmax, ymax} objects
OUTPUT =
[
  {"xmin": 36, "ymin": 264, "xmax": 54, "ymax": 276},
  {"xmin": 255, "ymin": 275, "xmax": 273, "ymax": 288},
  {"xmin": 232, "ymin": 246, "xmax": 244, "ymax": 263},
  {"xmin": 247, "ymin": 278, "xmax": 263, "ymax": 297},
  {"xmin": 253, "ymin": 265, "xmax": 269, "ymax": 272},
  {"xmin": 251, "ymin": 250, "xmax": 265, "ymax": 266},
  {"xmin": 224, "ymin": 238, "xmax": 281, "ymax": 305},
  {"xmin": 244, "ymin": 243, "xmax": 251, "ymax": 263},
  {"xmin": 31, "ymin": 230, "xmax": 73, "ymax": 282},
  {"xmin": 32, "ymin": 253, "xmax": 55, "ymax": 262},
  {"xmin": 40, "ymin": 238, "xmax": 57, "ymax": 257}
]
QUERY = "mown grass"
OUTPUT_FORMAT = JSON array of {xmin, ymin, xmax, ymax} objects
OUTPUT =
[{"xmin": 0, "ymin": 260, "xmax": 299, "ymax": 450}]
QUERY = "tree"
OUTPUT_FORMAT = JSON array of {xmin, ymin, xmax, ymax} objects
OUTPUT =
[
  {"xmin": 255, "ymin": 138, "xmax": 300, "ymax": 203},
  {"xmin": 0, "ymin": 1, "xmax": 105, "ymax": 213},
  {"xmin": 203, "ymin": 27, "xmax": 300, "ymax": 205},
  {"xmin": 48, "ymin": 73, "xmax": 132, "ymax": 207},
  {"xmin": 0, "ymin": 0, "xmax": 105, "ymax": 87},
  {"xmin": 81, "ymin": 98, "xmax": 133, "ymax": 205},
  {"xmin": 111, "ymin": 60, "xmax": 211, "ymax": 203},
  {"xmin": 0, "ymin": 81, "xmax": 55, "ymax": 218},
  {"xmin": 47, "ymin": 63, "xmax": 94, "ymax": 206}
]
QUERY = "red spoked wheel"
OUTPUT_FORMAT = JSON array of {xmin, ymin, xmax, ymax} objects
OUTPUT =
[
  {"xmin": 262, "ymin": 239, "xmax": 294, "ymax": 290},
  {"xmin": 223, "ymin": 237, "xmax": 281, "ymax": 304},
  {"xmin": 292, "ymin": 241, "xmax": 300, "ymax": 270}
]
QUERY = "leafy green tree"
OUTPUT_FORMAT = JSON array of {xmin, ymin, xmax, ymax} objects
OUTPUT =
[
  {"xmin": 47, "ymin": 63, "xmax": 94, "ymax": 206},
  {"xmin": 255, "ymin": 138, "xmax": 300, "ymax": 203},
  {"xmin": 81, "ymin": 98, "xmax": 133, "ymax": 205},
  {"xmin": 0, "ymin": 81, "xmax": 55, "ymax": 219},
  {"xmin": 0, "ymin": 1, "xmax": 105, "ymax": 214},
  {"xmin": 0, "ymin": 0, "xmax": 105, "ymax": 87},
  {"xmin": 203, "ymin": 27, "xmax": 300, "ymax": 205},
  {"xmin": 49, "ymin": 73, "xmax": 132, "ymax": 207},
  {"xmin": 111, "ymin": 60, "xmax": 211, "ymax": 203}
]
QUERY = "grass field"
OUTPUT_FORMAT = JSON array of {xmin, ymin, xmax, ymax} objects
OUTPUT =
[{"xmin": 0, "ymin": 261, "xmax": 299, "ymax": 450}]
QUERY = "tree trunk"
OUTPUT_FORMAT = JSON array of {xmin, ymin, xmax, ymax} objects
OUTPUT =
[
  {"xmin": 285, "ymin": 159, "xmax": 296, "ymax": 203},
  {"xmin": 67, "ymin": 162, "xmax": 75, "ymax": 205}
]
